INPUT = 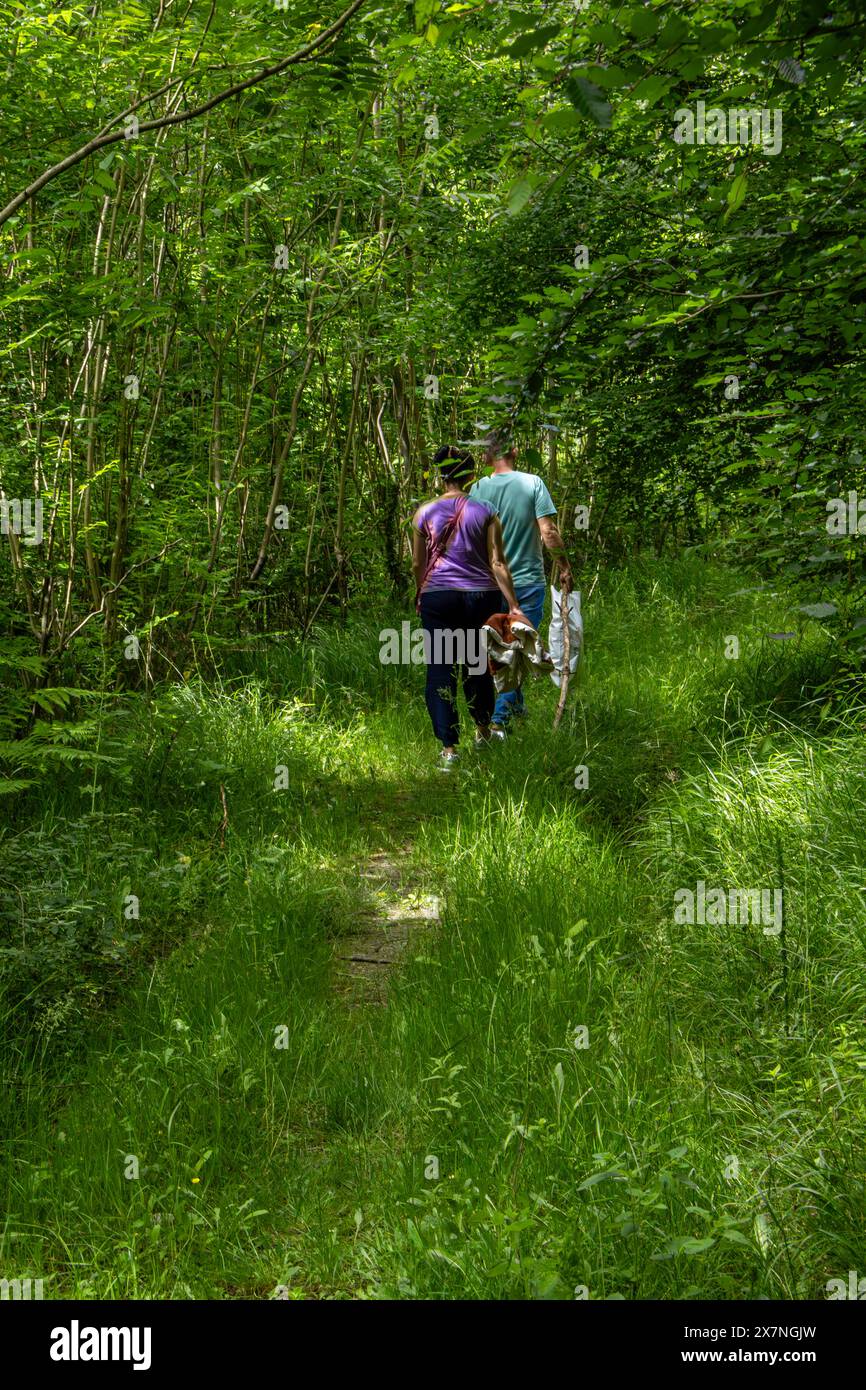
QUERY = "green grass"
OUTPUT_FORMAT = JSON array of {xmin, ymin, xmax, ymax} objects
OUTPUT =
[{"xmin": 1, "ymin": 556, "xmax": 864, "ymax": 1299}]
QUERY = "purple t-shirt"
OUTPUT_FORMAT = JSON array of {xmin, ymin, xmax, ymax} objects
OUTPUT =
[{"xmin": 416, "ymin": 495, "xmax": 497, "ymax": 592}]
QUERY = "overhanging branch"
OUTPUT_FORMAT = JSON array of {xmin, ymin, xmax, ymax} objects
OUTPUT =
[{"xmin": 0, "ymin": 0, "xmax": 368, "ymax": 230}]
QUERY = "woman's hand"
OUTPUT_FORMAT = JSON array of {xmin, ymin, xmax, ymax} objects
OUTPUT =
[{"xmin": 509, "ymin": 606, "xmax": 530, "ymax": 626}]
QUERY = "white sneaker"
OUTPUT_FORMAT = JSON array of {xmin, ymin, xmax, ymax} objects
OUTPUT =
[
  {"xmin": 490, "ymin": 725, "xmax": 507, "ymax": 742},
  {"xmin": 438, "ymin": 750, "xmax": 460, "ymax": 772}
]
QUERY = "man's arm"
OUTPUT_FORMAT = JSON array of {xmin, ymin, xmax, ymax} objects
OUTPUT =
[
  {"xmin": 538, "ymin": 514, "xmax": 573, "ymax": 589},
  {"xmin": 488, "ymin": 516, "xmax": 527, "ymax": 619}
]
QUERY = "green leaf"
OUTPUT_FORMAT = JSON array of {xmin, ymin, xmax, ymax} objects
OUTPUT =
[
  {"xmin": 564, "ymin": 75, "xmax": 612, "ymax": 128},
  {"xmin": 580, "ymin": 64, "xmax": 628, "ymax": 91},
  {"xmin": 0, "ymin": 778, "xmax": 36, "ymax": 795},
  {"xmin": 720, "ymin": 1229, "xmax": 753, "ymax": 1247},
  {"xmin": 631, "ymin": 74, "xmax": 672, "ymax": 105},
  {"xmin": 552, "ymin": 1061, "xmax": 564, "ymax": 1107},
  {"xmin": 740, "ymin": 2, "xmax": 780, "ymax": 40},
  {"xmin": 578, "ymin": 1169, "xmax": 626, "ymax": 1190},
  {"xmin": 506, "ymin": 177, "xmax": 534, "ymax": 216},
  {"xmin": 507, "ymin": 24, "xmax": 561, "ymax": 58},
  {"xmin": 652, "ymin": 1235, "xmax": 716, "ymax": 1260},
  {"xmin": 626, "ymin": 7, "xmax": 659, "ymax": 38},
  {"xmin": 587, "ymin": 22, "xmax": 622, "ymax": 47},
  {"xmin": 659, "ymin": 15, "xmax": 690, "ymax": 45},
  {"xmin": 91, "ymin": 168, "xmax": 117, "ymax": 194},
  {"xmin": 723, "ymin": 171, "xmax": 748, "ymax": 222},
  {"xmin": 540, "ymin": 106, "xmax": 582, "ymax": 133}
]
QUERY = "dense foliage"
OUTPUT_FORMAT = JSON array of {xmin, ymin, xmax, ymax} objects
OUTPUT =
[
  {"xmin": 2, "ymin": 0, "xmax": 865, "ymax": 785},
  {"xmin": 1, "ymin": 0, "xmax": 865, "ymax": 1304}
]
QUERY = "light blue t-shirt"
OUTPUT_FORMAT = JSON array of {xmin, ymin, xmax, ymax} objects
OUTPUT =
[{"xmin": 469, "ymin": 470, "xmax": 556, "ymax": 587}]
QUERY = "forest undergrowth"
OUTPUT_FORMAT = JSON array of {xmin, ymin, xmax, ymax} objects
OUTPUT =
[{"xmin": 2, "ymin": 557, "xmax": 864, "ymax": 1300}]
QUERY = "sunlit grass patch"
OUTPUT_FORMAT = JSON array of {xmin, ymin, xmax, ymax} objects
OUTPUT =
[{"xmin": 2, "ymin": 558, "xmax": 865, "ymax": 1299}]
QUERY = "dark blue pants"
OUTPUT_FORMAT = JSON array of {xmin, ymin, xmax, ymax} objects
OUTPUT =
[{"xmin": 419, "ymin": 588, "xmax": 499, "ymax": 746}]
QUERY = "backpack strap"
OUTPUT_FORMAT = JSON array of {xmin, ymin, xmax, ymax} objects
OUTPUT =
[{"xmin": 416, "ymin": 495, "xmax": 468, "ymax": 604}]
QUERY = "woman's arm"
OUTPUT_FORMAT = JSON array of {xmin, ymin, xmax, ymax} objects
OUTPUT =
[
  {"xmin": 487, "ymin": 516, "xmax": 527, "ymax": 620},
  {"xmin": 411, "ymin": 510, "xmax": 428, "ymax": 593}
]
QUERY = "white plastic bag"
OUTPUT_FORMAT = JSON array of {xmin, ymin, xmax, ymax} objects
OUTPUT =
[{"xmin": 548, "ymin": 585, "xmax": 583, "ymax": 688}]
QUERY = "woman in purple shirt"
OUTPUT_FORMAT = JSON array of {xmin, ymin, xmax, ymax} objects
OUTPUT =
[{"xmin": 412, "ymin": 446, "xmax": 526, "ymax": 771}]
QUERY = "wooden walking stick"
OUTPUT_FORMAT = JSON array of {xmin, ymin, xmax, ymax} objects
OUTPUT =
[{"xmin": 553, "ymin": 561, "xmax": 572, "ymax": 731}]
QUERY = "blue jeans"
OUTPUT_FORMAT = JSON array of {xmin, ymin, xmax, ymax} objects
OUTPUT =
[
  {"xmin": 493, "ymin": 582, "xmax": 546, "ymax": 726},
  {"xmin": 419, "ymin": 588, "xmax": 499, "ymax": 746}
]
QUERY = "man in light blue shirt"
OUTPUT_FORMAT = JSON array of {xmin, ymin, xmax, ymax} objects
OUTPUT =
[{"xmin": 470, "ymin": 432, "xmax": 572, "ymax": 735}]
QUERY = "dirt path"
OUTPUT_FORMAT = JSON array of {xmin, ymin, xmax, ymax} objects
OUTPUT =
[{"xmin": 333, "ymin": 846, "xmax": 441, "ymax": 1005}]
